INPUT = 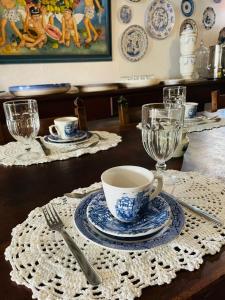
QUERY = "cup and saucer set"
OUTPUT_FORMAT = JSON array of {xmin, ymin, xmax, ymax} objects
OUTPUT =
[
  {"xmin": 74, "ymin": 166, "xmax": 185, "ymax": 251},
  {"xmin": 43, "ymin": 116, "xmax": 92, "ymax": 148}
]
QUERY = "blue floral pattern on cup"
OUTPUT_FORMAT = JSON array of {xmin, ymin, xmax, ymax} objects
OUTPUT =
[
  {"xmin": 115, "ymin": 191, "xmax": 149, "ymax": 222},
  {"xmin": 64, "ymin": 123, "xmax": 76, "ymax": 137}
]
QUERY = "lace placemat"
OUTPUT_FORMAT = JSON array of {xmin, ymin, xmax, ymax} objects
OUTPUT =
[
  {"xmin": 136, "ymin": 118, "xmax": 225, "ymax": 133},
  {"xmin": 5, "ymin": 171, "xmax": 225, "ymax": 300},
  {"xmin": 0, "ymin": 131, "xmax": 122, "ymax": 166}
]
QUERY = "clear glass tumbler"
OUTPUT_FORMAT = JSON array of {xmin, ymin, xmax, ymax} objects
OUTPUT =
[
  {"xmin": 3, "ymin": 99, "xmax": 40, "ymax": 161},
  {"xmin": 163, "ymin": 86, "xmax": 186, "ymax": 107},
  {"xmin": 142, "ymin": 103, "xmax": 184, "ymax": 174}
]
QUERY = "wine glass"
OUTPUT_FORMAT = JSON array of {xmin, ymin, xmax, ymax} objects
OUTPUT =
[
  {"xmin": 163, "ymin": 86, "xmax": 186, "ymax": 107},
  {"xmin": 142, "ymin": 103, "xmax": 184, "ymax": 183},
  {"xmin": 3, "ymin": 99, "xmax": 40, "ymax": 161}
]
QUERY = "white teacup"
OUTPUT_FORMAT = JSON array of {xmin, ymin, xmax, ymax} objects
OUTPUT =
[
  {"xmin": 185, "ymin": 102, "xmax": 198, "ymax": 118},
  {"xmin": 49, "ymin": 116, "xmax": 78, "ymax": 139},
  {"xmin": 101, "ymin": 165, "xmax": 163, "ymax": 223}
]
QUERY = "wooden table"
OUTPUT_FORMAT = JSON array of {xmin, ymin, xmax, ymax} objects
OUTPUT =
[{"xmin": 0, "ymin": 124, "xmax": 225, "ymax": 300}]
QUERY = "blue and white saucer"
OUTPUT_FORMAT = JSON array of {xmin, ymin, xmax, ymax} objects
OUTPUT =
[
  {"xmin": 87, "ymin": 192, "xmax": 171, "ymax": 238},
  {"xmin": 74, "ymin": 191, "xmax": 185, "ymax": 251},
  {"xmin": 44, "ymin": 130, "xmax": 89, "ymax": 144}
]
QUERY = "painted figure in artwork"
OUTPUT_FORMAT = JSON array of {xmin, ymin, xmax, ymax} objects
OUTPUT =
[
  {"xmin": 60, "ymin": 7, "xmax": 80, "ymax": 47},
  {"xmin": 83, "ymin": 0, "xmax": 104, "ymax": 45},
  {"xmin": 0, "ymin": 0, "xmax": 23, "ymax": 46},
  {"xmin": 20, "ymin": 6, "xmax": 47, "ymax": 49}
]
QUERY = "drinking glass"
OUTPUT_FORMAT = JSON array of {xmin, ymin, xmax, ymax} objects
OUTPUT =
[
  {"xmin": 163, "ymin": 86, "xmax": 186, "ymax": 107},
  {"xmin": 142, "ymin": 103, "xmax": 184, "ymax": 175},
  {"xmin": 3, "ymin": 99, "xmax": 40, "ymax": 161}
]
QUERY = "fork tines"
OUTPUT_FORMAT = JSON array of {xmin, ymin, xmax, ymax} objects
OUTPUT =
[{"xmin": 43, "ymin": 204, "xmax": 63, "ymax": 225}]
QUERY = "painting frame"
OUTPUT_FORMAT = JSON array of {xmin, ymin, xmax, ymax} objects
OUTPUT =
[{"xmin": 0, "ymin": 0, "xmax": 112, "ymax": 64}]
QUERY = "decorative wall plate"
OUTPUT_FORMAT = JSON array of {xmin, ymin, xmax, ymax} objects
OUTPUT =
[
  {"xmin": 144, "ymin": 0, "xmax": 175, "ymax": 39},
  {"xmin": 180, "ymin": 18, "xmax": 198, "ymax": 36},
  {"xmin": 202, "ymin": 7, "xmax": 216, "ymax": 30},
  {"xmin": 120, "ymin": 25, "xmax": 148, "ymax": 62},
  {"xmin": 213, "ymin": 0, "xmax": 221, "ymax": 3},
  {"xmin": 119, "ymin": 5, "xmax": 132, "ymax": 24},
  {"xmin": 181, "ymin": 0, "xmax": 194, "ymax": 17}
]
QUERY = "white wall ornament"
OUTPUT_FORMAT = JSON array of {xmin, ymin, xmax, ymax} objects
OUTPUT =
[
  {"xmin": 120, "ymin": 25, "xmax": 148, "ymax": 62},
  {"xmin": 144, "ymin": 0, "xmax": 175, "ymax": 39}
]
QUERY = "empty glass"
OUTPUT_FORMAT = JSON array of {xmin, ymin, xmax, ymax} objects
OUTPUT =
[
  {"xmin": 163, "ymin": 86, "xmax": 186, "ymax": 107},
  {"xmin": 3, "ymin": 99, "xmax": 40, "ymax": 161},
  {"xmin": 142, "ymin": 103, "xmax": 184, "ymax": 173}
]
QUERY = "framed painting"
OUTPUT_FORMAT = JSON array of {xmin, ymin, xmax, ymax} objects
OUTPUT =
[{"xmin": 0, "ymin": 0, "xmax": 111, "ymax": 63}]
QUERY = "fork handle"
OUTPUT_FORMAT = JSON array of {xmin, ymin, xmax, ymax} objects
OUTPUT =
[{"xmin": 61, "ymin": 229, "xmax": 102, "ymax": 285}]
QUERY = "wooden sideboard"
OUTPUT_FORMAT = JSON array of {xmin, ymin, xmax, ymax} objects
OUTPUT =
[{"xmin": 0, "ymin": 79, "xmax": 225, "ymax": 144}]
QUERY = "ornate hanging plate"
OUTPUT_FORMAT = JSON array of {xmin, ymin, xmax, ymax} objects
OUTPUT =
[
  {"xmin": 202, "ymin": 7, "xmax": 216, "ymax": 30},
  {"xmin": 181, "ymin": 0, "xmax": 194, "ymax": 17},
  {"xmin": 119, "ymin": 5, "xmax": 132, "ymax": 24},
  {"xmin": 179, "ymin": 18, "xmax": 198, "ymax": 36},
  {"xmin": 120, "ymin": 25, "xmax": 148, "ymax": 62},
  {"xmin": 144, "ymin": 0, "xmax": 175, "ymax": 40}
]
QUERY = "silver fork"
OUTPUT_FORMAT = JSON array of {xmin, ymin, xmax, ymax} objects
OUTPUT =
[{"xmin": 42, "ymin": 204, "xmax": 102, "ymax": 286}]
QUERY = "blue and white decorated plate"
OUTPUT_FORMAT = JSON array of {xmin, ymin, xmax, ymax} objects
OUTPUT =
[
  {"xmin": 121, "ymin": 25, "xmax": 148, "ymax": 62},
  {"xmin": 144, "ymin": 0, "xmax": 175, "ymax": 40},
  {"xmin": 119, "ymin": 5, "xmax": 132, "ymax": 24},
  {"xmin": 9, "ymin": 83, "xmax": 71, "ymax": 97},
  {"xmin": 87, "ymin": 192, "xmax": 171, "ymax": 238},
  {"xmin": 44, "ymin": 130, "xmax": 89, "ymax": 144},
  {"xmin": 181, "ymin": 0, "xmax": 194, "ymax": 17},
  {"xmin": 202, "ymin": 7, "xmax": 216, "ymax": 30},
  {"xmin": 179, "ymin": 18, "xmax": 198, "ymax": 35},
  {"xmin": 74, "ymin": 191, "xmax": 185, "ymax": 251}
]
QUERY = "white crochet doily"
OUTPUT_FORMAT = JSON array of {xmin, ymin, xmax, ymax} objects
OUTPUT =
[
  {"xmin": 5, "ymin": 171, "xmax": 225, "ymax": 300},
  {"xmin": 0, "ymin": 131, "xmax": 122, "ymax": 166}
]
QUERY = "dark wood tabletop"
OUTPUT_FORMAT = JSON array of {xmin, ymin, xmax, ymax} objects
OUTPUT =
[{"xmin": 0, "ymin": 124, "xmax": 225, "ymax": 300}]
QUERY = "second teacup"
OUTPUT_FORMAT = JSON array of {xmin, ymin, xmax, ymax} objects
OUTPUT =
[
  {"xmin": 49, "ymin": 116, "xmax": 78, "ymax": 139},
  {"xmin": 101, "ymin": 165, "xmax": 163, "ymax": 223}
]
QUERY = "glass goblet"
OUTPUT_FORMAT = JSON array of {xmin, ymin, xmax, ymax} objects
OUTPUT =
[
  {"xmin": 142, "ymin": 103, "xmax": 184, "ymax": 179},
  {"xmin": 163, "ymin": 85, "xmax": 186, "ymax": 107},
  {"xmin": 3, "ymin": 99, "xmax": 40, "ymax": 161}
]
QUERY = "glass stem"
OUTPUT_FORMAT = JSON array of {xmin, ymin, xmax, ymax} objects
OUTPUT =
[{"xmin": 155, "ymin": 162, "xmax": 167, "ymax": 172}]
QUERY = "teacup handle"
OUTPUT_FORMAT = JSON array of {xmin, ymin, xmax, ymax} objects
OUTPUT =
[
  {"xmin": 149, "ymin": 175, "xmax": 163, "ymax": 199},
  {"xmin": 49, "ymin": 125, "xmax": 60, "ymax": 137}
]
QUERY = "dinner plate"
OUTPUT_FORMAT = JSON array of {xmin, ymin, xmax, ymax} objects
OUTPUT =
[
  {"xmin": 74, "ymin": 191, "xmax": 185, "ymax": 251},
  {"xmin": 144, "ymin": 0, "xmax": 175, "ymax": 40},
  {"xmin": 87, "ymin": 191, "xmax": 171, "ymax": 238},
  {"xmin": 9, "ymin": 83, "xmax": 71, "ymax": 97},
  {"xmin": 44, "ymin": 131, "xmax": 90, "ymax": 144},
  {"xmin": 120, "ymin": 78, "xmax": 160, "ymax": 88}
]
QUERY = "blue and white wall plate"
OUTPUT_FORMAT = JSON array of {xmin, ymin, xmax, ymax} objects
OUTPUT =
[
  {"xmin": 181, "ymin": 0, "xmax": 194, "ymax": 17},
  {"xmin": 202, "ymin": 7, "xmax": 216, "ymax": 30},
  {"xmin": 87, "ymin": 191, "xmax": 171, "ymax": 238},
  {"xmin": 120, "ymin": 25, "xmax": 148, "ymax": 62},
  {"xmin": 74, "ymin": 191, "xmax": 185, "ymax": 251},
  {"xmin": 144, "ymin": 0, "xmax": 175, "ymax": 40},
  {"xmin": 119, "ymin": 5, "xmax": 132, "ymax": 24},
  {"xmin": 43, "ymin": 131, "xmax": 89, "ymax": 144},
  {"xmin": 180, "ymin": 18, "xmax": 198, "ymax": 36}
]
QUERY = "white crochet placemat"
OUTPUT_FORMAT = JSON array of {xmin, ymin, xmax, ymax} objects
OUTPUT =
[
  {"xmin": 137, "ymin": 117, "xmax": 225, "ymax": 133},
  {"xmin": 0, "ymin": 131, "xmax": 121, "ymax": 166},
  {"xmin": 5, "ymin": 171, "xmax": 225, "ymax": 300}
]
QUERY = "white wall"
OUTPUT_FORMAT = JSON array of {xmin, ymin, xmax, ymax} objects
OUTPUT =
[{"xmin": 0, "ymin": 0, "xmax": 225, "ymax": 90}]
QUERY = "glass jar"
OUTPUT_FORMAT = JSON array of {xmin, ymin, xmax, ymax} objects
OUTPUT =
[{"xmin": 195, "ymin": 40, "xmax": 210, "ymax": 78}]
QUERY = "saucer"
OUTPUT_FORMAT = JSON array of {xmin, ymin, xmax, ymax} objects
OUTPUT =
[
  {"xmin": 44, "ymin": 130, "xmax": 89, "ymax": 144},
  {"xmin": 87, "ymin": 191, "xmax": 171, "ymax": 238},
  {"xmin": 74, "ymin": 191, "xmax": 185, "ymax": 251}
]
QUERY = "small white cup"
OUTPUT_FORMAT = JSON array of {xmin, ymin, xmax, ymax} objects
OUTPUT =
[
  {"xmin": 49, "ymin": 116, "xmax": 78, "ymax": 139},
  {"xmin": 101, "ymin": 165, "xmax": 163, "ymax": 223},
  {"xmin": 185, "ymin": 102, "xmax": 198, "ymax": 118}
]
